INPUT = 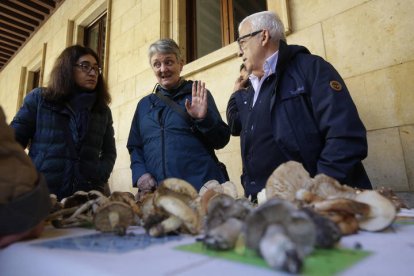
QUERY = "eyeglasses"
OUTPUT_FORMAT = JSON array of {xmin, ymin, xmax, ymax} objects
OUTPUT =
[
  {"xmin": 237, "ymin": 30, "xmax": 263, "ymax": 51},
  {"xmin": 74, "ymin": 63, "xmax": 102, "ymax": 75}
]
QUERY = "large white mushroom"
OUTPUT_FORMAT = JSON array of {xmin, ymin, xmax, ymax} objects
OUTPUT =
[
  {"xmin": 143, "ymin": 178, "xmax": 201, "ymax": 237},
  {"xmin": 244, "ymin": 198, "xmax": 316, "ymax": 273}
]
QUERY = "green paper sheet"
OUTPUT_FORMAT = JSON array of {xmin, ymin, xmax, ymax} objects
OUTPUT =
[{"xmin": 176, "ymin": 242, "xmax": 371, "ymax": 276}]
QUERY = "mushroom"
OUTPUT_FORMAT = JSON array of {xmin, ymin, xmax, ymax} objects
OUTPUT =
[
  {"xmin": 61, "ymin": 191, "xmax": 89, "ymax": 208},
  {"xmin": 264, "ymin": 161, "xmax": 397, "ymax": 235},
  {"xmin": 157, "ymin": 177, "xmax": 199, "ymax": 202},
  {"xmin": 308, "ymin": 174, "xmax": 356, "ymax": 200},
  {"xmin": 199, "ymin": 180, "xmax": 245, "ymax": 199},
  {"xmin": 201, "ymin": 194, "xmax": 253, "ymax": 250},
  {"xmin": 257, "ymin": 188, "xmax": 267, "ymax": 205},
  {"xmin": 301, "ymin": 208, "xmax": 342, "ymax": 248},
  {"xmin": 376, "ymin": 186, "xmax": 408, "ymax": 210},
  {"xmin": 265, "ymin": 162, "xmax": 357, "ymax": 203},
  {"xmin": 265, "ymin": 161, "xmax": 313, "ymax": 201},
  {"xmin": 49, "ymin": 194, "xmax": 63, "ymax": 213},
  {"xmin": 202, "ymin": 218, "xmax": 244, "ymax": 250},
  {"xmin": 354, "ymin": 190, "xmax": 397, "ymax": 231},
  {"xmin": 48, "ymin": 190, "xmax": 109, "ymax": 228},
  {"xmin": 310, "ymin": 197, "xmax": 370, "ymax": 235},
  {"xmin": 94, "ymin": 201, "xmax": 135, "ymax": 235},
  {"xmin": 244, "ymin": 198, "xmax": 315, "ymax": 273},
  {"xmin": 199, "ymin": 180, "xmax": 223, "ymax": 196},
  {"xmin": 110, "ymin": 191, "xmax": 141, "ymax": 216},
  {"xmin": 149, "ymin": 195, "xmax": 200, "ymax": 236},
  {"xmin": 308, "ymin": 190, "xmax": 396, "ymax": 233},
  {"xmin": 144, "ymin": 178, "xmax": 201, "ymax": 237}
]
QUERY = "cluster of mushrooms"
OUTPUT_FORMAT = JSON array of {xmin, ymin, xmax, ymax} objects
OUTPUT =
[
  {"xmin": 47, "ymin": 161, "xmax": 402, "ymax": 274},
  {"xmin": 48, "ymin": 190, "xmax": 140, "ymax": 235}
]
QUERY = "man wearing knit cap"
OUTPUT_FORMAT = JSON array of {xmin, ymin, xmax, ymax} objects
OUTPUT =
[{"xmin": 0, "ymin": 106, "xmax": 51, "ymax": 248}]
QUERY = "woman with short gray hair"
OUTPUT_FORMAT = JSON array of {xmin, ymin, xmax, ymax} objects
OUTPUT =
[{"xmin": 127, "ymin": 38, "xmax": 230, "ymax": 199}]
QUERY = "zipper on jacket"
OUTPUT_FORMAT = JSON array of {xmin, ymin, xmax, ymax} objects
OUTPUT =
[{"xmin": 159, "ymin": 112, "xmax": 167, "ymax": 179}]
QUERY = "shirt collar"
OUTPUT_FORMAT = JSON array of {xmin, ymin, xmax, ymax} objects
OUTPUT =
[
  {"xmin": 248, "ymin": 50, "xmax": 279, "ymax": 82},
  {"xmin": 264, "ymin": 50, "xmax": 278, "ymax": 75}
]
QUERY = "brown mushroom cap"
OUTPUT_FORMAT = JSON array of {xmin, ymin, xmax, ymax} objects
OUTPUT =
[
  {"xmin": 265, "ymin": 161, "xmax": 313, "ymax": 201},
  {"xmin": 154, "ymin": 195, "xmax": 200, "ymax": 234},
  {"xmin": 199, "ymin": 180, "xmax": 222, "ymax": 196},
  {"xmin": 157, "ymin": 177, "xmax": 198, "ymax": 200},
  {"xmin": 309, "ymin": 174, "xmax": 356, "ymax": 200},
  {"xmin": 94, "ymin": 201, "xmax": 134, "ymax": 235},
  {"xmin": 221, "ymin": 181, "xmax": 245, "ymax": 199},
  {"xmin": 110, "ymin": 191, "xmax": 141, "ymax": 216}
]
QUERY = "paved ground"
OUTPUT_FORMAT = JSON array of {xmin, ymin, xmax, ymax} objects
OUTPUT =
[{"xmin": 396, "ymin": 192, "xmax": 414, "ymax": 209}]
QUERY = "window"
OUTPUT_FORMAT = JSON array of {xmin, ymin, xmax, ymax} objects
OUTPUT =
[
  {"xmin": 84, "ymin": 12, "xmax": 107, "ymax": 69},
  {"xmin": 186, "ymin": 0, "xmax": 267, "ymax": 62}
]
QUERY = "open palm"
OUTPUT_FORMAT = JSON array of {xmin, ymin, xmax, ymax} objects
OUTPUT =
[{"xmin": 185, "ymin": 80, "xmax": 208, "ymax": 119}]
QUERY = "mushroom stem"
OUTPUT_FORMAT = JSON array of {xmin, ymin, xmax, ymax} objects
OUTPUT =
[
  {"xmin": 109, "ymin": 211, "xmax": 120, "ymax": 228},
  {"xmin": 203, "ymin": 218, "xmax": 243, "ymax": 250},
  {"xmin": 259, "ymin": 224, "xmax": 302, "ymax": 274},
  {"xmin": 149, "ymin": 215, "xmax": 182, "ymax": 237}
]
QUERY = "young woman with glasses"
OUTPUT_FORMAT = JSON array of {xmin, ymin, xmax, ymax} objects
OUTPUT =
[{"xmin": 11, "ymin": 45, "xmax": 116, "ymax": 200}]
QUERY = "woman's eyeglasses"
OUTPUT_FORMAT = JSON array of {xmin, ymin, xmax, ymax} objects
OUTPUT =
[{"xmin": 74, "ymin": 63, "xmax": 102, "ymax": 75}]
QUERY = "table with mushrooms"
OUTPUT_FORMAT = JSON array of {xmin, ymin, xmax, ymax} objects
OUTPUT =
[{"xmin": 45, "ymin": 161, "xmax": 406, "ymax": 274}]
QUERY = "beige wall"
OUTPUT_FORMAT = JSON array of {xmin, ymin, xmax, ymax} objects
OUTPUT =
[{"xmin": 1, "ymin": 0, "xmax": 413, "ymax": 193}]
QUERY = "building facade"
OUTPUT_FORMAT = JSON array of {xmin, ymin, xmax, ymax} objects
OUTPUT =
[{"xmin": 1, "ymin": 0, "xmax": 413, "ymax": 193}]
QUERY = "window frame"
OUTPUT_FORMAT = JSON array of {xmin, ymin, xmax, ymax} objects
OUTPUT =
[
  {"xmin": 161, "ymin": 0, "xmax": 291, "ymax": 72},
  {"xmin": 185, "ymin": 0, "xmax": 269, "ymax": 62},
  {"xmin": 69, "ymin": 0, "xmax": 111, "ymax": 79},
  {"xmin": 83, "ymin": 11, "xmax": 108, "ymax": 70}
]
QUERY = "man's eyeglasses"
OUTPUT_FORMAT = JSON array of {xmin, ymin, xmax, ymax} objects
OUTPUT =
[
  {"xmin": 237, "ymin": 30, "xmax": 263, "ymax": 51},
  {"xmin": 74, "ymin": 63, "xmax": 102, "ymax": 75}
]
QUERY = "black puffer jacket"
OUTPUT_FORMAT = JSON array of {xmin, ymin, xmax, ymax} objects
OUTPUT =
[{"xmin": 11, "ymin": 88, "xmax": 116, "ymax": 199}]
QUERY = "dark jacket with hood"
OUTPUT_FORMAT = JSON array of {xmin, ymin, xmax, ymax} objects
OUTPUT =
[
  {"xmin": 127, "ymin": 80, "xmax": 230, "ymax": 191},
  {"xmin": 10, "ymin": 87, "xmax": 116, "ymax": 200},
  {"xmin": 228, "ymin": 41, "xmax": 371, "ymax": 196}
]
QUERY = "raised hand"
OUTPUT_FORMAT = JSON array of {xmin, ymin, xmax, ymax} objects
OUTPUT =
[
  {"xmin": 185, "ymin": 80, "xmax": 208, "ymax": 119},
  {"xmin": 233, "ymin": 75, "xmax": 249, "ymax": 92}
]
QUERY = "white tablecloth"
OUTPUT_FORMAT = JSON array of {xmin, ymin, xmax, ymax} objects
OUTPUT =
[{"xmin": 1, "ymin": 209, "xmax": 413, "ymax": 276}]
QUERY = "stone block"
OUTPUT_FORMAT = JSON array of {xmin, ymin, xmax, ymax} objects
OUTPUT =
[
  {"xmin": 117, "ymin": 101, "xmax": 139, "ymax": 140},
  {"xmin": 111, "ymin": 0, "xmax": 137, "ymax": 21},
  {"xmin": 345, "ymin": 61, "xmax": 414, "ymax": 130},
  {"xmin": 116, "ymin": 52, "xmax": 140, "ymax": 83},
  {"xmin": 110, "ymin": 77, "xmax": 137, "ymax": 108},
  {"xmin": 287, "ymin": 23, "xmax": 326, "ymax": 59},
  {"xmin": 113, "ymin": 139, "xmax": 131, "ymax": 170},
  {"xmin": 289, "ymin": 0, "xmax": 367, "ymax": 31},
  {"xmin": 364, "ymin": 127, "xmax": 408, "ymax": 190},
  {"xmin": 109, "ymin": 167, "xmax": 135, "ymax": 193},
  {"xmin": 323, "ymin": 0, "xmax": 414, "ymax": 78},
  {"xmin": 121, "ymin": 5, "xmax": 142, "ymax": 34},
  {"xmin": 400, "ymin": 125, "xmax": 414, "ymax": 191}
]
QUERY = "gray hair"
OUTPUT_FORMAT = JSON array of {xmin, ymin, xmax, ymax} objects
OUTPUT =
[
  {"xmin": 239, "ymin": 11, "xmax": 285, "ymax": 43},
  {"xmin": 148, "ymin": 38, "xmax": 182, "ymax": 63}
]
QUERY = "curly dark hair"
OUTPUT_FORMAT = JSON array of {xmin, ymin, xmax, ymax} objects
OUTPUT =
[{"xmin": 43, "ymin": 45, "xmax": 111, "ymax": 107}]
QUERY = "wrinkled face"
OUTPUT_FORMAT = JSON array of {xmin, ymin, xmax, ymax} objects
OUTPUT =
[
  {"xmin": 73, "ymin": 54, "xmax": 99, "ymax": 91},
  {"xmin": 150, "ymin": 52, "xmax": 183, "ymax": 89},
  {"xmin": 238, "ymin": 23, "xmax": 263, "ymax": 75}
]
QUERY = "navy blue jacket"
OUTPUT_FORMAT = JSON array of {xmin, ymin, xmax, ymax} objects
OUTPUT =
[
  {"xmin": 227, "ymin": 41, "xmax": 371, "ymax": 190},
  {"xmin": 11, "ymin": 88, "xmax": 116, "ymax": 199},
  {"xmin": 127, "ymin": 80, "xmax": 230, "ymax": 191}
]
